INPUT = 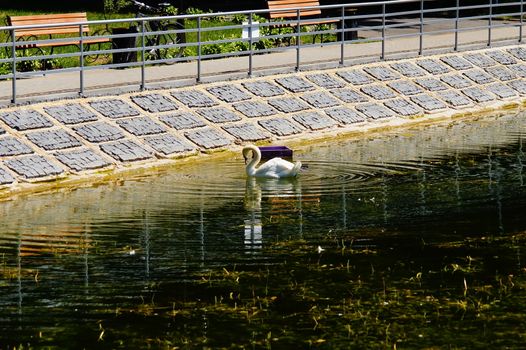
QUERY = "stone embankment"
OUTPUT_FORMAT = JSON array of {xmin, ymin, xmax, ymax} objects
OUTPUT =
[{"xmin": 1, "ymin": 45, "xmax": 526, "ymax": 197}]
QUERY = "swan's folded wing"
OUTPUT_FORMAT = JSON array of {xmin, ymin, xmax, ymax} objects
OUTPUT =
[{"xmin": 258, "ymin": 158, "xmax": 294, "ymax": 173}]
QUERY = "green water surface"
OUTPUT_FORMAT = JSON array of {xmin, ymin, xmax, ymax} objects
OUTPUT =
[{"xmin": 1, "ymin": 111, "xmax": 526, "ymax": 349}]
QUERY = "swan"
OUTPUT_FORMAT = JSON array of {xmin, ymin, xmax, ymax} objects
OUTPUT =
[{"xmin": 242, "ymin": 145, "xmax": 302, "ymax": 179}]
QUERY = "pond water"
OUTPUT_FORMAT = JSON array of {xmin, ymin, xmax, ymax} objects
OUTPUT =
[{"xmin": 1, "ymin": 111, "xmax": 526, "ymax": 349}]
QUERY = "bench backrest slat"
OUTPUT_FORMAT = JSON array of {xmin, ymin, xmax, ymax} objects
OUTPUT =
[
  {"xmin": 7, "ymin": 13, "xmax": 90, "ymax": 38},
  {"xmin": 267, "ymin": 0, "xmax": 322, "ymax": 19}
]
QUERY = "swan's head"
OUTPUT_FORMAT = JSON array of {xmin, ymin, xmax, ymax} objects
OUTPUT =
[{"xmin": 242, "ymin": 145, "xmax": 258, "ymax": 164}]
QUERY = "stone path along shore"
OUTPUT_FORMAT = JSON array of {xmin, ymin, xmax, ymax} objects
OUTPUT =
[{"xmin": 1, "ymin": 45, "xmax": 526, "ymax": 197}]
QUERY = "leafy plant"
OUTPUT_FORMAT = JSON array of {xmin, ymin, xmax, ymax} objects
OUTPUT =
[
  {"xmin": 232, "ymin": 14, "xmax": 247, "ymax": 24},
  {"xmin": 185, "ymin": 7, "xmax": 207, "ymax": 15},
  {"xmin": 103, "ymin": 0, "xmax": 131, "ymax": 16},
  {"xmin": 0, "ymin": 51, "xmax": 12, "ymax": 76}
]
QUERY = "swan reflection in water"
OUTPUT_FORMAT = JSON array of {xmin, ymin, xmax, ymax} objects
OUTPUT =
[{"xmin": 243, "ymin": 176, "xmax": 303, "ymax": 250}]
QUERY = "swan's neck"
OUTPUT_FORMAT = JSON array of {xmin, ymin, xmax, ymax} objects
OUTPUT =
[{"xmin": 245, "ymin": 146, "xmax": 261, "ymax": 176}]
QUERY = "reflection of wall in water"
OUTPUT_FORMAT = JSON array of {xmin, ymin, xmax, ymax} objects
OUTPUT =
[{"xmin": 302, "ymin": 112, "xmax": 525, "ymax": 164}]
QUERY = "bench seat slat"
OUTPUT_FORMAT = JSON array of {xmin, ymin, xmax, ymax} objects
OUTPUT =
[
  {"xmin": 272, "ymin": 18, "xmax": 338, "ymax": 27},
  {"xmin": 15, "ymin": 37, "xmax": 110, "ymax": 49},
  {"xmin": 14, "ymin": 27, "xmax": 89, "ymax": 37},
  {"xmin": 269, "ymin": 10, "xmax": 321, "ymax": 19},
  {"xmin": 8, "ymin": 13, "xmax": 89, "ymax": 24}
]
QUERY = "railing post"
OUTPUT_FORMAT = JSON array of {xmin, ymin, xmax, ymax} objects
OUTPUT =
[
  {"xmin": 340, "ymin": 5, "xmax": 345, "ymax": 66},
  {"xmin": 248, "ymin": 12, "xmax": 253, "ymax": 77},
  {"xmin": 197, "ymin": 16, "xmax": 202, "ymax": 83},
  {"xmin": 141, "ymin": 20, "xmax": 146, "ymax": 90},
  {"xmin": 520, "ymin": 0, "xmax": 524, "ymax": 42},
  {"xmin": 381, "ymin": 3, "xmax": 386, "ymax": 60},
  {"xmin": 488, "ymin": 0, "xmax": 493, "ymax": 47},
  {"xmin": 10, "ymin": 28, "xmax": 16, "ymax": 105},
  {"xmin": 454, "ymin": 0, "xmax": 459, "ymax": 51},
  {"xmin": 296, "ymin": 9, "xmax": 301, "ymax": 72},
  {"xmin": 419, "ymin": 0, "xmax": 424, "ymax": 55},
  {"xmin": 79, "ymin": 24, "xmax": 84, "ymax": 97}
]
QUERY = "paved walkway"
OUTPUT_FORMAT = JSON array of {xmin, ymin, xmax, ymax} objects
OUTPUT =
[{"xmin": 0, "ymin": 25, "xmax": 525, "ymax": 199}]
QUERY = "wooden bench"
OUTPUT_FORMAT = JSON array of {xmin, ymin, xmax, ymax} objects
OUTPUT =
[
  {"xmin": 267, "ymin": 0, "xmax": 340, "ymax": 43},
  {"xmin": 6, "ymin": 13, "xmax": 110, "ymax": 63}
]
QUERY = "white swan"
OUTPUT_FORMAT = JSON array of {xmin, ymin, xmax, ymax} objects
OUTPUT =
[{"xmin": 242, "ymin": 145, "xmax": 302, "ymax": 178}]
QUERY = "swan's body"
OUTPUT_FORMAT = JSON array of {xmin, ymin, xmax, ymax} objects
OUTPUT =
[{"xmin": 243, "ymin": 145, "xmax": 302, "ymax": 179}]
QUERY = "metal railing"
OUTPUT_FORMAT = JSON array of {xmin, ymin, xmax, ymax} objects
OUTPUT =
[{"xmin": 0, "ymin": 0, "xmax": 524, "ymax": 104}]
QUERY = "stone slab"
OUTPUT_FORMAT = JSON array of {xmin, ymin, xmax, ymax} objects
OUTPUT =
[
  {"xmin": 143, "ymin": 134, "xmax": 195, "ymax": 156},
  {"xmin": 171, "ymin": 90, "xmax": 218, "ymax": 107},
  {"xmin": 0, "ymin": 167, "xmax": 15, "ymax": 184},
  {"xmin": 330, "ymin": 88, "xmax": 369, "ymax": 103},
  {"xmin": 306, "ymin": 73, "xmax": 346, "ymax": 89},
  {"xmin": 508, "ymin": 47, "xmax": 526, "ymax": 61},
  {"xmin": 222, "ymin": 123, "xmax": 270, "ymax": 141},
  {"xmin": 292, "ymin": 111, "xmax": 338, "ymax": 130},
  {"xmin": 440, "ymin": 74, "xmax": 472, "ymax": 89},
  {"xmin": 463, "ymin": 69, "xmax": 495, "ymax": 84},
  {"xmin": 439, "ymin": 90, "xmax": 473, "ymax": 107},
  {"xmin": 73, "ymin": 122, "xmax": 125, "ymax": 143},
  {"xmin": 185, "ymin": 127, "xmax": 232, "ymax": 149},
  {"xmin": 233, "ymin": 101, "xmax": 277, "ymax": 118},
  {"xmin": 461, "ymin": 87, "xmax": 495, "ymax": 103},
  {"xmin": 100, "ymin": 140, "xmax": 153, "ymax": 162},
  {"xmin": 242, "ymin": 81, "xmax": 285, "ymax": 97},
  {"xmin": 337, "ymin": 70, "xmax": 373, "ymax": 85},
  {"xmin": 486, "ymin": 66, "xmax": 517, "ymax": 81},
  {"xmin": 414, "ymin": 77, "xmax": 449, "ymax": 92},
  {"xmin": 325, "ymin": 107, "xmax": 366, "ymax": 124},
  {"xmin": 363, "ymin": 66, "xmax": 399, "ymax": 81},
  {"xmin": 387, "ymin": 80, "xmax": 423, "ymax": 96},
  {"xmin": 485, "ymin": 83, "xmax": 518, "ymax": 99},
  {"xmin": 54, "ymin": 148, "xmax": 112, "ymax": 172},
  {"xmin": 0, "ymin": 136, "xmax": 34, "ymax": 156},
  {"xmin": 0, "ymin": 126, "xmax": 4, "ymax": 135},
  {"xmin": 44, "ymin": 104, "xmax": 98, "ymax": 124},
  {"xmin": 355, "ymin": 103, "xmax": 396, "ymax": 120},
  {"xmin": 485, "ymin": 50, "xmax": 517, "ymax": 65},
  {"xmin": 0, "ymin": 110, "xmax": 53, "ymax": 131},
  {"xmin": 26, "ymin": 129, "xmax": 82, "ymax": 151},
  {"xmin": 5, "ymin": 155, "xmax": 63, "ymax": 179},
  {"xmin": 360, "ymin": 85, "xmax": 397, "ymax": 100},
  {"xmin": 196, "ymin": 107, "xmax": 242, "ymax": 123},
  {"xmin": 116, "ymin": 116, "xmax": 167, "ymax": 136},
  {"xmin": 440, "ymin": 55, "xmax": 473, "ymax": 70},
  {"xmin": 275, "ymin": 76, "xmax": 315, "ymax": 92},
  {"xmin": 410, "ymin": 94, "xmax": 447, "ymax": 112},
  {"xmin": 415, "ymin": 59, "xmax": 450, "ymax": 74},
  {"xmin": 130, "ymin": 94, "xmax": 179, "ymax": 113},
  {"xmin": 464, "ymin": 52, "xmax": 498, "ymax": 68},
  {"xmin": 300, "ymin": 92, "xmax": 341, "ymax": 108},
  {"xmin": 207, "ymin": 85, "xmax": 251, "ymax": 103},
  {"xmin": 384, "ymin": 98, "xmax": 422, "ymax": 117},
  {"xmin": 508, "ymin": 64, "xmax": 526, "ymax": 78},
  {"xmin": 89, "ymin": 99, "xmax": 140, "ymax": 119},
  {"xmin": 268, "ymin": 97, "xmax": 310, "ymax": 113},
  {"xmin": 508, "ymin": 79, "xmax": 526, "ymax": 95},
  {"xmin": 258, "ymin": 117, "xmax": 304, "ymax": 136},
  {"xmin": 159, "ymin": 112, "xmax": 206, "ymax": 130},
  {"xmin": 390, "ymin": 62, "xmax": 426, "ymax": 77}
]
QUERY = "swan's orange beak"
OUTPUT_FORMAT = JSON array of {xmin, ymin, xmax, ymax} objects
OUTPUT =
[{"xmin": 243, "ymin": 154, "xmax": 248, "ymax": 164}]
